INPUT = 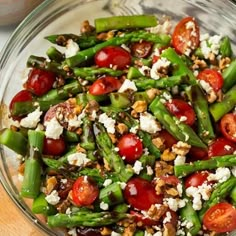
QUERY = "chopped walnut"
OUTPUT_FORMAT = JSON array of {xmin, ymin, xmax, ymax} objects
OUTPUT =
[
  {"xmin": 155, "ymin": 161, "xmax": 173, "ymax": 177},
  {"xmin": 57, "ymin": 198, "xmax": 71, "ymax": 213},
  {"xmin": 208, "ymin": 52, "xmax": 218, "ymax": 65},
  {"xmin": 103, "ymin": 158, "xmax": 111, "ymax": 171},
  {"xmin": 166, "ymin": 187, "xmax": 179, "ymax": 197},
  {"xmin": 192, "ymin": 59, "xmax": 207, "ymax": 70},
  {"xmin": 207, "ymin": 90, "xmax": 217, "ymax": 103},
  {"xmin": 132, "ymin": 100, "xmax": 147, "ymax": 113},
  {"xmin": 100, "ymin": 227, "xmax": 112, "ymax": 235},
  {"xmin": 219, "ymin": 57, "xmax": 231, "ymax": 70},
  {"xmin": 108, "ymin": 133, "xmax": 117, "ymax": 143},
  {"xmin": 97, "ymin": 31, "xmax": 115, "ymax": 41},
  {"xmin": 80, "ymin": 20, "xmax": 95, "ymax": 34},
  {"xmin": 146, "ymin": 88, "xmax": 160, "ymax": 101},
  {"xmin": 148, "ymin": 204, "xmax": 168, "ymax": 221},
  {"xmin": 46, "ymin": 176, "xmax": 58, "ymax": 194},
  {"xmin": 131, "ymin": 109, "xmax": 139, "ymax": 118},
  {"xmin": 163, "ymin": 223, "xmax": 176, "ymax": 236},
  {"xmin": 152, "ymin": 137, "xmax": 165, "ymax": 151},
  {"xmin": 155, "ymin": 178, "xmax": 166, "ymax": 195},
  {"xmin": 76, "ymin": 144, "xmax": 86, "ymax": 153},
  {"xmin": 18, "ymin": 162, "xmax": 25, "ymax": 175},
  {"xmin": 116, "ymin": 123, "xmax": 128, "ymax": 135},
  {"xmin": 84, "ymin": 100, "xmax": 100, "ymax": 115},
  {"xmin": 172, "ymin": 141, "xmax": 191, "ymax": 156},
  {"xmin": 122, "ymin": 223, "xmax": 136, "ymax": 236},
  {"xmin": 161, "ymin": 149, "xmax": 176, "ymax": 162}
]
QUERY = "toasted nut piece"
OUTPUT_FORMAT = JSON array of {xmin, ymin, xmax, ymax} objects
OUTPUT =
[
  {"xmin": 155, "ymin": 161, "xmax": 173, "ymax": 177},
  {"xmin": 103, "ymin": 158, "xmax": 111, "ymax": 171},
  {"xmin": 85, "ymin": 100, "xmax": 100, "ymax": 114},
  {"xmin": 152, "ymin": 137, "xmax": 165, "ymax": 151},
  {"xmin": 219, "ymin": 57, "xmax": 231, "ymax": 70},
  {"xmin": 76, "ymin": 144, "xmax": 86, "ymax": 153},
  {"xmin": 57, "ymin": 198, "xmax": 71, "ymax": 213},
  {"xmin": 209, "ymin": 52, "xmax": 217, "ymax": 65},
  {"xmin": 163, "ymin": 223, "xmax": 176, "ymax": 236},
  {"xmin": 108, "ymin": 133, "xmax": 117, "ymax": 144},
  {"xmin": 132, "ymin": 100, "xmax": 147, "ymax": 113},
  {"xmin": 131, "ymin": 109, "xmax": 139, "ymax": 118},
  {"xmin": 18, "ymin": 162, "xmax": 25, "ymax": 175},
  {"xmin": 146, "ymin": 88, "xmax": 160, "ymax": 100},
  {"xmin": 192, "ymin": 59, "xmax": 207, "ymax": 70},
  {"xmin": 161, "ymin": 148, "xmax": 176, "ymax": 162},
  {"xmin": 148, "ymin": 204, "xmax": 168, "ymax": 221},
  {"xmin": 116, "ymin": 123, "xmax": 128, "ymax": 135},
  {"xmin": 207, "ymin": 90, "xmax": 217, "ymax": 103},
  {"xmin": 172, "ymin": 141, "xmax": 191, "ymax": 156},
  {"xmin": 101, "ymin": 227, "xmax": 112, "ymax": 235},
  {"xmin": 166, "ymin": 187, "xmax": 179, "ymax": 197},
  {"xmin": 122, "ymin": 223, "xmax": 136, "ymax": 236},
  {"xmin": 46, "ymin": 176, "xmax": 58, "ymax": 194},
  {"xmin": 97, "ymin": 31, "xmax": 115, "ymax": 41},
  {"xmin": 76, "ymin": 127, "xmax": 83, "ymax": 135},
  {"xmin": 80, "ymin": 20, "xmax": 95, "ymax": 34},
  {"xmin": 155, "ymin": 178, "xmax": 165, "ymax": 195}
]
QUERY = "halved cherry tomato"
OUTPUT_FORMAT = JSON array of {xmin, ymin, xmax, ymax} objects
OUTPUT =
[
  {"xmin": 117, "ymin": 133, "xmax": 143, "ymax": 164},
  {"xmin": 130, "ymin": 41, "xmax": 153, "ymax": 58},
  {"xmin": 9, "ymin": 90, "xmax": 33, "ymax": 119},
  {"xmin": 158, "ymin": 130, "xmax": 177, "ymax": 149},
  {"xmin": 172, "ymin": 17, "xmax": 200, "ymax": 55},
  {"xmin": 203, "ymin": 203, "xmax": 236, "ymax": 233},
  {"xmin": 25, "ymin": 68, "xmax": 56, "ymax": 96},
  {"xmin": 188, "ymin": 146, "xmax": 209, "ymax": 162},
  {"xmin": 72, "ymin": 176, "xmax": 99, "ymax": 206},
  {"xmin": 220, "ymin": 113, "xmax": 236, "ymax": 143},
  {"xmin": 159, "ymin": 175, "xmax": 180, "ymax": 186},
  {"xmin": 95, "ymin": 46, "xmax": 131, "ymax": 70},
  {"xmin": 184, "ymin": 171, "xmax": 210, "ymax": 189},
  {"xmin": 89, "ymin": 76, "xmax": 121, "ymax": 95},
  {"xmin": 43, "ymin": 137, "xmax": 66, "ymax": 156},
  {"xmin": 124, "ymin": 177, "xmax": 163, "ymax": 210},
  {"xmin": 152, "ymin": 55, "xmax": 160, "ymax": 64},
  {"xmin": 165, "ymin": 98, "xmax": 196, "ymax": 126},
  {"xmin": 130, "ymin": 210, "xmax": 158, "ymax": 226},
  {"xmin": 208, "ymin": 137, "xmax": 236, "ymax": 157},
  {"xmin": 197, "ymin": 69, "xmax": 224, "ymax": 92}
]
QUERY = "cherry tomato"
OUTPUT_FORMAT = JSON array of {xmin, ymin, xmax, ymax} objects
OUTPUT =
[
  {"xmin": 160, "ymin": 175, "xmax": 180, "ymax": 186},
  {"xmin": 95, "ymin": 46, "xmax": 131, "ymax": 70},
  {"xmin": 188, "ymin": 146, "xmax": 209, "ymax": 162},
  {"xmin": 117, "ymin": 133, "xmax": 143, "ymax": 164},
  {"xmin": 165, "ymin": 98, "xmax": 196, "ymax": 126},
  {"xmin": 25, "ymin": 68, "xmax": 56, "ymax": 96},
  {"xmin": 158, "ymin": 130, "xmax": 177, "ymax": 149},
  {"xmin": 220, "ymin": 113, "xmax": 236, "ymax": 143},
  {"xmin": 9, "ymin": 90, "xmax": 33, "ymax": 119},
  {"xmin": 72, "ymin": 176, "xmax": 99, "ymax": 206},
  {"xmin": 203, "ymin": 203, "xmax": 236, "ymax": 233},
  {"xmin": 130, "ymin": 210, "xmax": 158, "ymax": 226},
  {"xmin": 184, "ymin": 171, "xmax": 210, "ymax": 189},
  {"xmin": 197, "ymin": 69, "xmax": 224, "ymax": 92},
  {"xmin": 43, "ymin": 137, "xmax": 66, "ymax": 156},
  {"xmin": 89, "ymin": 76, "xmax": 121, "ymax": 95},
  {"xmin": 130, "ymin": 41, "xmax": 153, "ymax": 58},
  {"xmin": 152, "ymin": 55, "xmax": 160, "ymax": 64},
  {"xmin": 172, "ymin": 16, "xmax": 200, "ymax": 55},
  {"xmin": 208, "ymin": 137, "xmax": 236, "ymax": 157},
  {"xmin": 124, "ymin": 177, "xmax": 163, "ymax": 210}
]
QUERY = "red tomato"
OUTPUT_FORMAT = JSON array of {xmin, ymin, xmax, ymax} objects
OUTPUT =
[
  {"xmin": 203, "ymin": 203, "xmax": 236, "ymax": 233},
  {"xmin": 159, "ymin": 175, "xmax": 180, "ymax": 186},
  {"xmin": 152, "ymin": 55, "xmax": 160, "ymax": 64},
  {"xmin": 165, "ymin": 99, "xmax": 196, "ymax": 126},
  {"xmin": 130, "ymin": 210, "xmax": 158, "ymax": 226},
  {"xmin": 9, "ymin": 90, "xmax": 33, "ymax": 118},
  {"xmin": 130, "ymin": 41, "xmax": 153, "ymax": 58},
  {"xmin": 220, "ymin": 113, "xmax": 236, "ymax": 143},
  {"xmin": 72, "ymin": 176, "xmax": 99, "ymax": 206},
  {"xmin": 89, "ymin": 76, "xmax": 121, "ymax": 95},
  {"xmin": 124, "ymin": 177, "xmax": 163, "ymax": 210},
  {"xmin": 188, "ymin": 146, "xmax": 209, "ymax": 161},
  {"xmin": 158, "ymin": 130, "xmax": 177, "ymax": 149},
  {"xmin": 117, "ymin": 133, "xmax": 143, "ymax": 164},
  {"xmin": 25, "ymin": 68, "xmax": 56, "ymax": 96},
  {"xmin": 43, "ymin": 137, "xmax": 66, "ymax": 156},
  {"xmin": 172, "ymin": 17, "xmax": 200, "ymax": 55},
  {"xmin": 184, "ymin": 171, "xmax": 210, "ymax": 189},
  {"xmin": 95, "ymin": 46, "xmax": 131, "ymax": 70},
  {"xmin": 208, "ymin": 137, "xmax": 236, "ymax": 157},
  {"xmin": 197, "ymin": 69, "xmax": 224, "ymax": 92},
  {"xmin": 162, "ymin": 210, "xmax": 178, "ymax": 226}
]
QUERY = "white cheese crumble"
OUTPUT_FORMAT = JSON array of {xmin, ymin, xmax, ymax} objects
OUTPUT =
[
  {"xmin": 45, "ymin": 190, "xmax": 60, "ymax": 205},
  {"xmin": 100, "ymin": 201, "xmax": 109, "ymax": 210},
  {"xmin": 111, "ymin": 232, "xmax": 122, "ymax": 236},
  {"xmin": 139, "ymin": 65, "xmax": 151, "ymax": 76},
  {"xmin": 130, "ymin": 125, "xmax": 139, "ymax": 134},
  {"xmin": 45, "ymin": 117, "xmax": 63, "ymax": 139},
  {"xmin": 129, "ymin": 183, "xmax": 137, "ymax": 195},
  {"xmin": 65, "ymin": 39, "xmax": 80, "ymax": 58},
  {"xmin": 67, "ymin": 152, "xmax": 90, "ymax": 166},
  {"xmin": 60, "ymin": 179, "xmax": 68, "ymax": 184},
  {"xmin": 118, "ymin": 79, "xmax": 137, "ymax": 92},
  {"xmin": 146, "ymin": 166, "xmax": 154, "ymax": 176},
  {"xmin": 20, "ymin": 107, "xmax": 42, "ymax": 128},
  {"xmin": 133, "ymin": 160, "xmax": 143, "ymax": 174},
  {"xmin": 163, "ymin": 211, "xmax": 172, "ymax": 224},
  {"xmin": 65, "ymin": 207, "xmax": 72, "ymax": 215},
  {"xmin": 231, "ymin": 166, "xmax": 236, "ymax": 177},
  {"xmin": 207, "ymin": 167, "xmax": 231, "ymax": 183},
  {"xmin": 68, "ymin": 228, "xmax": 77, "ymax": 236},
  {"xmin": 200, "ymin": 34, "xmax": 221, "ymax": 58},
  {"xmin": 103, "ymin": 179, "xmax": 112, "ymax": 187},
  {"xmin": 150, "ymin": 57, "xmax": 170, "ymax": 80},
  {"xmin": 174, "ymin": 155, "xmax": 186, "ymax": 166},
  {"xmin": 98, "ymin": 113, "xmax": 116, "ymax": 134},
  {"xmin": 164, "ymin": 197, "xmax": 186, "ymax": 211},
  {"xmin": 139, "ymin": 112, "xmax": 161, "ymax": 134}
]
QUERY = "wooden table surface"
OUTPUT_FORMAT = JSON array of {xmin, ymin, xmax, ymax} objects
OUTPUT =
[{"xmin": 0, "ymin": 183, "xmax": 43, "ymax": 236}]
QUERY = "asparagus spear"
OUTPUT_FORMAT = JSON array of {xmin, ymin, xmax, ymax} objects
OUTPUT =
[
  {"xmin": 65, "ymin": 31, "xmax": 171, "ymax": 67},
  {"xmin": 47, "ymin": 211, "xmax": 129, "ymax": 227},
  {"xmin": 186, "ymin": 84, "xmax": 215, "ymax": 144},
  {"xmin": 95, "ymin": 15, "xmax": 157, "ymax": 33},
  {"xmin": 198, "ymin": 177, "xmax": 236, "ymax": 220},
  {"xmin": 209, "ymin": 85, "xmax": 236, "ymax": 121},
  {"xmin": 46, "ymin": 46, "xmax": 64, "ymax": 62},
  {"xmin": 149, "ymin": 97, "xmax": 207, "ymax": 148},
  {"xmin": 174, "ymin": 154, "xmax": 236, "ymax": 177},
  {"xmin": 219, "ymin": 36, "xmax": 232, "ymax": 58},
  {"xmin": 222, "ymin": 60, "xmax": 236, "ymax": 92}
]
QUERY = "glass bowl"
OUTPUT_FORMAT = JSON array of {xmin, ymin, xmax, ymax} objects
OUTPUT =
[{"xmin": 1, "ymin": 0, "xmax": 236, "ymax": 235}]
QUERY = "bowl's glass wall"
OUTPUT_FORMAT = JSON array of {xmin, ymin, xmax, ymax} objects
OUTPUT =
[{"xmin": 1, "ymin": 0, "xmax": 236, "ymax": 235}]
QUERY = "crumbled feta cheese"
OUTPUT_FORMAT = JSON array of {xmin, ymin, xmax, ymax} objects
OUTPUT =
[
  {"xmin": 207, "ymin": 167, "xmax": 231, "ymax": 183},
  {"xmin": 129, "ymin": 183, "xmax": 137, "ymax": 195},
  {"xmin": 146, "ymin": 166, "xmax": 154, "ymax": 176},
  {"xmin": 186, "ymin": 186, "xmax": 202, "ymax": 210},
  {"xmin": 68, "ymin": 228, "xmax": 77, "ymax": 236},
  {"xmin": 200, "ymin": 34, "xmax": 221, "ymax": 58},
  {"xmin": 177, "ymin": 183, "xmax": 183, "ymax": 197},
  {"xmin": 111, "ymin": 232, "xmax": 122, "ymax": 236},
  {"xmin": 100, "ymin": 201, "xmax": 109, "ymax": 210},
  {"xmin": 150, "ymin": 58, "xmax": 170, "ymax": 80},
  {"xmin": 148, "ymin": 19, "xmax": 172, "ymax": 34},
  {"xmin": 20, "ymin": 107, "xmax": 42, "ymax": 128},
  {"xmin": 174, "ymin": 155, "xmax": 186, "ymax": 166},
  {"xmin": 153, "ymin": 232, "xmax": 162, "ymax": 236},
  {"xmin": 65, "ymin": 39, "xmax": 80, "ymax": 58},
  {"xmin": 45, "ymin": 190, "xmax": 60, "ymax": 205},
  {"xmin": 118, "ymin": 79, "xmax": 137, "ymax": 92},
  {"xmin": 114, "ymin": 147, "xmax": 119, "ymax": 152},
  {"xmin": 130, "ymin": 125, "xmax": 139, "ymax": 134},
  {"xmin": 139, "ymin": 65, "xmax": 151, "ymax": 76},
  {"xmin": 139, "ymin": 112, "xmax": 161, "ymax": 134},
  {"xmin": 103, "ymin": 179, "xmax": 112, "ymax": 187},
  {"xmin": 67, "ymin": 152, "xmax": 90, "ymax": 166},
  {"xmin": 185, "ymin": 21, "xmax": 195, "ymax": 30},
  {"xmin": 179, "ymin": 116, "xmax": 187, "ymax": 122},
  {"xmin": 121, "ymin": 43, "xmax": 131, "ymax": 52},
  {"xmin": 65, "ymin": 207, "xmax": 72, "ymax": 215},
  {"xmin": 164, "ymin": 197, "xmax": 179, "ymax": 211},
  {"xmin": 163, "ymin": 211, "xmax": 172, "ymax": 224},
  {"xmin": 18, "ymin": 173, "xmax": 24, "ymax": 182},
  {"xmin": 231, "ymin": 166, "xmax": 236, "ymax": 177},
  {"xmin": 45, "ymin": 117, "xmax": 63, "ymax": 139},
  {"xmin": 133, "ymin": 160, "xmax": 143, "ymax": 174},
  {"xmin": 119, "ymin": 182, "xmax": 127, "ymax": 190},
  {"xmin": 208, "ymin": 35, "xmax": 221, "ymax": 54},
  {"xmin": 200, "ymin": 33, "xmax": 209, "ymax": 41},
  {"xmin": 60, "ymin": 179, "xmax": 68, "ymax": 184},
  {"xmin": 224, "ymin": 145, "xmax": 232, "ymax": 151},
  {"xmin": 68, "ymin": 115, "xmax": 82, "ymax": 129},
  {"xmin": 162, "ymin": 91, "xmax": 172, "ymax": 101},
  {"xmin": 98, "ymin": 113, "xmax": 116, "ymax": 134}
]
